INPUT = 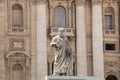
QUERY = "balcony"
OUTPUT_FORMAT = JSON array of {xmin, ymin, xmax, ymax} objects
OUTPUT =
[
  {"xmin": 103, "ymin": 30, "xmax": 119, "ymax": 37},
  {"xmin": 8, "ymin": 27, "xmax": 28, "ymax": 36},
  {"xmin": 11, "ymin": 27, "xmax": 24, "ymax": 32},
  {"xmin": 50, "ymin": 28, "xmax": 75, "ymax": 37}
]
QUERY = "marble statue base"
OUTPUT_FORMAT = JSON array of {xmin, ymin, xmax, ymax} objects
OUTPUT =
[{"xmin": 46, "ymin": 76, "xmax": 94, "ymax": 80}]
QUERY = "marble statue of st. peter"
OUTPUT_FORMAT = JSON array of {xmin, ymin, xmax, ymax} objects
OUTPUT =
[{"xmin": 50, "ymin": 28, "xmax": 72, "ymax": 76}]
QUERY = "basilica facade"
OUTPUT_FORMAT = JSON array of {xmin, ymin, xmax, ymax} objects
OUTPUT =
[{"xmin": 0, "ymin": 0, "xmax": 120, "ymax": 80}]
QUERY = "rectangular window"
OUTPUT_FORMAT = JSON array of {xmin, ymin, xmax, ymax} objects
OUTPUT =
[
  {"xmin": 105, "ymin": 15, "xmax": 112, "ymax": 29},
  {"xmin": 105, "ymin": 44, "xmax": 115, "ymax": 50}
]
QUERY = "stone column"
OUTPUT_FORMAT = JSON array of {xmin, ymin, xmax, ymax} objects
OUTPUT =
[
  {"xmin": 92, "ymin": 0, "xmax": 104, "ymax": 80},
  {"xmin": 76, "ymin": 0, "xmax": 87, "ymax": 76},
  {"xmin": 36, "ymin": 1, "xmax": 47, "ymax": 80}
]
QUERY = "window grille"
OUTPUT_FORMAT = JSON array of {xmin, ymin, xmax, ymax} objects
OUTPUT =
[{"xmin": 54, "ymin": 6, "xmax": 66, "ymax": 28}]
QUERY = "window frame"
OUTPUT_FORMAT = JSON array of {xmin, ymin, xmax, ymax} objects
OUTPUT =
[
  {"xmin": 53, "ymin": 6, "xmax": 67, "ymax": 28},
  {"xmin": 12, "ymin": 4, "xmax": 23, "ymax": 28},
  {"xmin": 104, "ymin": 7, "xmax": 115, "ymax": 30},
  {"xmin": 104, "ymin": 15, "xmax": 113, "ymax": 29},
  {"xmin": 104, "ymin": 42, "xmax": 119, "ymax": 53}
]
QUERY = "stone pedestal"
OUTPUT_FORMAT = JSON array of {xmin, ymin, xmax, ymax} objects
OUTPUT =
[{"xmin": 46, "ymin": 76, "xmax": 94, "ymax": 80}]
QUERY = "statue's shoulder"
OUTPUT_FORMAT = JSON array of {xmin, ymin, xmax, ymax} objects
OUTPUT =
[
  {"xmin": 53, "ymin": 35, "xmax": 59, "ymax": 39},
  {"xmin": 51, "ymin": 35, "xmax": 59, "ymax": 42}
]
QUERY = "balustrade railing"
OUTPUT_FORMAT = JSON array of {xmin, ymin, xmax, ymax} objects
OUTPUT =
[{"xmin": 50, "ymin": 28, "xmax": 75, "ymax": 36}]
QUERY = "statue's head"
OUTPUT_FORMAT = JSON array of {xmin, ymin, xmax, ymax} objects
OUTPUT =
[
  {"xmin": 58, "ymin": 28, "xmax": 65, "ymax": 32},
  {"xmin": 58, "ymin": 28, "xmax": 65, "ymax": 37}
]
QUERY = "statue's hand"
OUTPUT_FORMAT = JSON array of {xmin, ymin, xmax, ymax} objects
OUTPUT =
[
  {"xmin": 55, "ymin": 45, "xmax": 58, "ymax": 48},
  {"xmin": 66, "ymin": 47, "xmax": 71, "ymax": 56}
]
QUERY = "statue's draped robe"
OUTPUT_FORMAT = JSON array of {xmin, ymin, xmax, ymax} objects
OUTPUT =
[{"xmin": 50, "ymin": 35, "xmax": 72, "ymax": 75}]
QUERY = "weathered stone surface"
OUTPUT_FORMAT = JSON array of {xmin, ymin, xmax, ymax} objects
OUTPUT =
[
  {"xmin": 0, "ymin": 0, "xmax": 120, "ymax": 80},
  {"xmin": 46, "ymin": 76, "xmax": 94, "ymax": 80}
]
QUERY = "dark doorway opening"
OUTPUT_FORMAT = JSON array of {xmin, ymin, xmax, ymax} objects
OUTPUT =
[{"xmin": 106, "ymin": 75, "xmax": 118, "ymax": 80}]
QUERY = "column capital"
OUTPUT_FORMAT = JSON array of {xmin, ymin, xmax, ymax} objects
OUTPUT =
[
  {"xmin": 30, "ymin": 0, "xmax": 36, "ymax": 5},
  {"xmin": 36, "ymin": 0, "xmax": 47, "ymax": 4},
  {"xmin": 75, "ymin": 0, "xmax": 85, "ymax": 6},
  {"xmin": 92, "ymin": 0, "xmax": 102, "ymax": 5},
  {"xmin": 30, "ymin": 0, "xmax": 47, "ymax": 5}
]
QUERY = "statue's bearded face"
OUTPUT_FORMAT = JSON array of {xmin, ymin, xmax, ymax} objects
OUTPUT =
[{"xmin": 59, "ymin": 30, "xmax": 65, "ymax": 37}]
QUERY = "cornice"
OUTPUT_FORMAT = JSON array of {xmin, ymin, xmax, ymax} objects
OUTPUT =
[
  {"xmin": 75, "ymin": 0, "xmax": 85, "ymax": 6},
  {"xmin": 36, "ymin": 0, "xmax": 47, "ymax": 4},
  {"xmin": 30, "ymin": 0, "xmax": 47, "ymax": 5},
  {"xmin": 30, "ymin": 0, "xmax": 36, "ymax": 5},
  {"xmin": 92, "ymin": 0, "xmax": 102, "ymax": 5},
  {"xmin": 103, "ymin": 0, "xmax": 118, "ymax": 4}
]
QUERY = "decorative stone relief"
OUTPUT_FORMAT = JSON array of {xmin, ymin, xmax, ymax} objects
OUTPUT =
[
  {"xmin": 105, "ymin": 7, "xmax": 114, "ymax": 13},
  {"xmin": 105, "ymin": 61, "xmax": 120, "ymax": 79},
  {"xmin": 10, "ymin": 39, "xmax": 24, "ymax": 51},
  {"xmin": 103, "ymin": 0, "xmax": 118, "ymax": 3},
  {"xmin": 105, "ymin": 61, "xmax": 118, "ymax": 67},
  {"xmin": 13, "ymin": 41, "xmax": 23, "ymax": 49},
  {"xmin": 92, "ymin": 0, "xmax": 102, "ymax": 5},
  {"xmin": 6, "ymin": 53, "xmax": 31, "ymax": 80},
  {"xmin": 75, "ymin": 0, "xmax": 85, "ymax": 6},
  {"xmin": 10, "ymin": 0, "xmax": 25, "ymax": 3},
  {"xmin": 30, "ymin": 0, "xmax": 47, "ymax": 5},
  {"xmin": 36, "ymin": 0, "xmax": 47, "ymax": 4},
  {"xmin": 30, "ymin": 0, "xmax": 36, "ymax": 4},
  {"xmin": 105, "ymin": 70, "xmax": 118, "ymax": 78}
]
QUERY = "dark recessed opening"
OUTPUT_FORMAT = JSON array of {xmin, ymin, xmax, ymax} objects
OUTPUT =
[
  {"xmin": 106, "ymin": 44, "xmax": 115, "ymax": 50},
  {"xmin": 106, "ymin": 75, "xmax": 118, "ymax": 80}
]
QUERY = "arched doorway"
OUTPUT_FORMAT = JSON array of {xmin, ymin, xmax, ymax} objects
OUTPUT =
[
  {"xmin": 6, "ymin": 52, "xmax": 30, "ymax": 80},
  {"xmin": 106, "ymin": 75, "xmax": 118, "ymax": 80}
]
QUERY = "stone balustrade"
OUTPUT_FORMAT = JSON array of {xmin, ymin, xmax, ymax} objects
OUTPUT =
[{"xmin": 50, "ymin": 28, "xmax": 75, "ymax": 37}]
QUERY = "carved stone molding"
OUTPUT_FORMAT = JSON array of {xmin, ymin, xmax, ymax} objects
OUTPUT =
[
  {"xmin": 30, "ymin": 0, "xmax": 47, "ymax": 5},
  {"xmin": 105, "ymin": 7, "xmax": 114, "ymax": 13},
  {"xmin": 10, "ymin": 39, "xmax": 25, "ymax": 51},
  {"xmin": 105, "ymin": 61, "xmax": 118, "ymax": 67},
  {"xmin": 105, "ymin": 70, "xmax": 117, "ymax": 77},
  {"xmin": 36, "ymin": 0, "xmax": 47, "ymax": 4},
  {"xmin": 104, "ymin": 61, "xmax": 120, "ymax": 79},
  {"xmin": 92, "ymin": 0, "xmax": 102, "ymax": 5},
  {"xmin": 103, "ymin": 0, "xmax": 118, "ymax": 3},
  {"xmin": 75, "ymin": 0, "xmax": 85, "ymax": 6},
  {"xmin": 6, "ymin": 52, "xmax": 31, "ymax": 80},
  {"xmin": 30, "ymin": 0, "xmax": 36, "ymax": 4}
]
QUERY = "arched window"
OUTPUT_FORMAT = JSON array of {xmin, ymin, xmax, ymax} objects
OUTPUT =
[
  {"xmin": 54, "ymin": 6, "xmax": 66, "ymax": 28},
  {"xmin": 106, "ymin": 75, "xmax": 118, "ymax": 80},
  {"xmin": 104, "ymin": 7, "xmax": 114, "ymax": 29},
  {"xmin": 12, "ymin": 64, "xmax": 23, "ymax": 80},
  {"xmin": 12, "ymin": 4, "xmax": 23, "ymax": 27}
]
